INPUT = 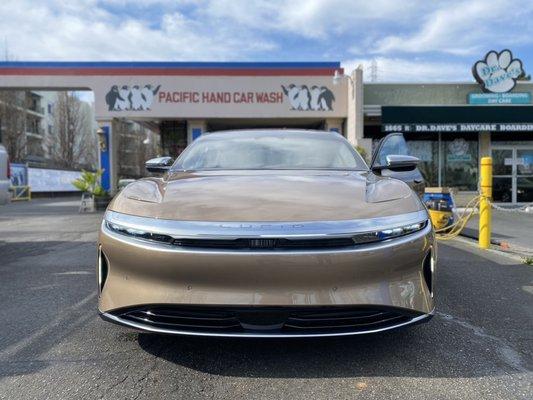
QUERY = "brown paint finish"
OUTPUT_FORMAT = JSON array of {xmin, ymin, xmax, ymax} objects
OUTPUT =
[
  {"xmin": 110, "ymin": 170, "xmax": 423, "ymax": 222},
  {"xmin": 98, "ymin": 130, "xmax": 435, "ymax": 335},
  {"xmin": 99, "ymin": 224, "xmax": 434, "ymax": 314}
]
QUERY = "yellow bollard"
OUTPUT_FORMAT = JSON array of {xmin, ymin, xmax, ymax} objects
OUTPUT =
[{"xmin": 479, "ymin": 157, "xmax": 492, "ymax": 249}]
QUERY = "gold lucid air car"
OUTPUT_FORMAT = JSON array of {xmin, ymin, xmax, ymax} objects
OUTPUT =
[{"xmin": 98, "ymin": 130, "xmax": 435, "ymax": 337}]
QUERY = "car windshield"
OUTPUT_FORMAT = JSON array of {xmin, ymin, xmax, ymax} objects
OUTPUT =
[{"xmin": 173, "ymin": 131, "xmax": 367, "ymax": 171}]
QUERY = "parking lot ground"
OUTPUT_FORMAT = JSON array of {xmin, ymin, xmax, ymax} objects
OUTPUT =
[
  {"xmin": 462, "ymin": 209, "xmax": 533, "ymax": 254},
  {"xmin": 0, "ymin": 199, "xmax": 532, "ymax": 400}
]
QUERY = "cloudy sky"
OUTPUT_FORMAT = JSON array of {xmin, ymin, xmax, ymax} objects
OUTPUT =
[{"xmin": 0, "ymin": 0, "xmax": 532, "ymax": 83}]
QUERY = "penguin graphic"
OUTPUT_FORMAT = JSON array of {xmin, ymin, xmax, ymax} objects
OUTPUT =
[
  {"xmin": 318, "ymin": 86, "xmax": 335, "ymax": 111},
  {"xmin": 105, "ymin": 85, "xmax": 122, "ymax": 111},
  {"xmin": 115, "ymin": 85, "xmax": 131, "ymax": 111},
  {"xmin": 130, "ymin": 85, "xmax": 144, "ymax": 110},
  {"xmin": 140, "ymin": 84, "xmax": 161, "ymax": 110},
  {"xmin": 281, "ymin": 84, "xmax": 300, "ymax": 110},
  {"xmin": 309, "ymin": 85, "xmax": 324, "ymax": 111},
  {"xmin": 296, "ymin": 85, "xmax": 310, "ymax": 110}
]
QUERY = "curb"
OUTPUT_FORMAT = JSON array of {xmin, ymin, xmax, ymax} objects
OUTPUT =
[{"xmin": 458, "ymin": 230, "xmax": 533, "ymax": 259}]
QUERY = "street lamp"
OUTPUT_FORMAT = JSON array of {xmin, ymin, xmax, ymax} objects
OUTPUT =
[{"xmin": 96, "ymin": 127, "xmax": 107, "ymax": 152}]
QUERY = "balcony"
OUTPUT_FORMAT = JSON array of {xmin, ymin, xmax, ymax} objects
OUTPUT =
[
  {"xmin": 26, "ymin": 126, "xmax": 45, "ymax": 138},
  {"xmin": 28, "ymin": 105, "xmax": 45, "ymax": 115}
]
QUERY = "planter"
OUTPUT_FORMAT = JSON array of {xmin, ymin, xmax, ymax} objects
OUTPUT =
[{"xmin": 94, "ymin": 195, "xmax": 111, "ymax": 211}]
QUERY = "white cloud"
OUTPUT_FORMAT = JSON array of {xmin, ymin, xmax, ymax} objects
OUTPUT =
[
  {"xmin": 342, "ymin": 57, "xmax": 472, "ymax": 83},
  {"xmin": 0, "ymin": 0, "xmax": 274, "ymax": 61},
  {"xmin": 374, "ymin": 0, "xmax": 533, "ymax": 55},
  {"xmin": 201, "ymin": 0, "xmax": 426, "ymax": 39}
]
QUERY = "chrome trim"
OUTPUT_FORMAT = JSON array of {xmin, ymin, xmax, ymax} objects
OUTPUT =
[
  {"xmin": 100, "ymin": 310, "xmax": 433, "ymax": 338},
  {"xmin": 104, "ymin": 210, "xmax": 429, "ymax": 239},
  {"xmin": 102, "ymin": 221, "xmax": 432, "ymax": 255}
]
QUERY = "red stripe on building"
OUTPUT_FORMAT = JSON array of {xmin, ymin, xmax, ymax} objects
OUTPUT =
[{"xmin": 0, "ymin": 68, "xmax": 343, "ymax": 76}]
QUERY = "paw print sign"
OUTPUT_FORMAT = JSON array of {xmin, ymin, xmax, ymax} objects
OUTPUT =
[{"xmin": 473, "ymin": 49, "xmax": 523, "ymax": 93}]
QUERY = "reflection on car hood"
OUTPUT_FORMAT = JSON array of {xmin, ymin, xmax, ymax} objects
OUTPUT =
[{"xmin": 109, "ymin": 170, "xmax": 424, "ymax": 222}]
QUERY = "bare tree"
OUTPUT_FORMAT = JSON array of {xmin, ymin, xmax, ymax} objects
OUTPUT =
[
  {"xmin": 48, "ymin": 92, "xmax": 96, "ymax": 169},
  {"xmin": 0, "ymin": 90, "xmax": 29, "ymax": 162}
]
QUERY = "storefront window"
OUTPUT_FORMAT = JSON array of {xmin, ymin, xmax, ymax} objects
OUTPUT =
[
  {"xmin": 161, "ymin": 121, "xmax": 187, "ymax": 157},
  {"xmin": 442, "ymin": 138, "xmax": 478, "ymax": 191},
  {"xmin": 371, "ymin": 131, "xmax": 480, "ymax": 191},
  {"xmin": 517, "ymin": 149, "xmax": 533, "ymax": 203},
  {"xmin": 407, "ymin": 140, "xmax": 438, "ymax": 187}
]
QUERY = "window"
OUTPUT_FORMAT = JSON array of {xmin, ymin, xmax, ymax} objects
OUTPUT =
[
  {"xmin": 175, "ymin": 131, "xmax": 366, "ymax": 171},
  {"xmin": 442, "ymin": 138, "xmax": 478, "ymax": 191},
  {"xmin": 374, "ymin": 132, "xmax": 479, "ymax": 190}
]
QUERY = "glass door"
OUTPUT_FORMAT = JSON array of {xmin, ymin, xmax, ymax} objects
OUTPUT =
[
  {"xmin": 516, "ymin": 148, "xmax": 533, "ymax": 203},
  {"xmin": 492, "ymin": 147, "xmax": 513, "ymax": 203},
  {"xmin": 492, "ymin": 146, "xmax": 533, "ymax": 204}
]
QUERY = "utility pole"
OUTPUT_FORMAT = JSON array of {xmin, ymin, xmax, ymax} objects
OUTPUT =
[{"xmin": 370, "ymin": 58, "xmax": 378, "ymax": 82}]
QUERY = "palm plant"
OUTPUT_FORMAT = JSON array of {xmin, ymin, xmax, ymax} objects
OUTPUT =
[{"xmin": 72, "ymin": 169, "xmax": 108, "ymax": 197}]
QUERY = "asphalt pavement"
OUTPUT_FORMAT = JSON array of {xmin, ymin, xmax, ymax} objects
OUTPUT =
[
  {"xmin": 0, "ymin": 199, "xmax": 532, "ymax": 399},
  {"xmin": 462, "ymin": 209, "xmax": 533, "ymax": 254}
]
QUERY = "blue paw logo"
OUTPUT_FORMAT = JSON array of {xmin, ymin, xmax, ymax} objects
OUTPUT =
[{"xmin": 473, "ymin": 50, "xmax": 523, "ymax": 93}]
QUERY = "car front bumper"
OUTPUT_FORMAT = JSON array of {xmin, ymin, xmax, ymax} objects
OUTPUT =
[{"xmin": 98, "ymin": 210, "xmax": 435, "ymax": 337}]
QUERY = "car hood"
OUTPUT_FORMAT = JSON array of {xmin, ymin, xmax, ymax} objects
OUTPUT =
[{"xmin": 109, "ymin": 170, "xmax": 424, "ymax": 222}]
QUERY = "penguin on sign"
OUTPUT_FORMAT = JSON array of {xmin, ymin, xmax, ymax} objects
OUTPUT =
[
  {"xmin": 281, "ymin": 84, "xmax": 300, "ymax": 110},
  {"xmin": 115, "ymin": 85, "xmax": 131, "ymax": 111},
  {"xmin": 318, "ymin": 86, "xmax": 335, "ymax": 111},
  {"xmin": 309, "ymin": 86, "xmax": 324, "ymax": 110},
  {"xmin": 105, "ymin": 85, "xmax": 123, "ymax": 111},
  {"xmin": 296, "ymin": 85, "xmax": 310, "ymax": 110},
  {"xmin": 140, "ymin": 84, "xmax": 161, "ymax": 110},
  {"xmin": 130, "ymin": 85, "xmax": 144, "ymax": 110}
]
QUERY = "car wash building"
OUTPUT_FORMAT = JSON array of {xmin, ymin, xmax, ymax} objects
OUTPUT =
[
  {"xmin": 360, "ymin": 50, "xmax": 533, "ymax": 204},
  {"xmin": 0, "ymin": 53, "xmax": 531, "ymax": 204},
  {"xmin": 0, "ymin": 61, "xmax": 363, "ymax": 194}
]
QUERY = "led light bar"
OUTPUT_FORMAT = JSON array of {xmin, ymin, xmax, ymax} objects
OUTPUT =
[
  {"xmin": 352, "ymin": 221, "xmax": 428, "ymax": 244},
  {"xmin": 106, "ymin": 219, "xmax": 428, "ymax": 247},
  {"xmin": 105, "ymin": 221, "xmax": 174, "ymax": 243}
]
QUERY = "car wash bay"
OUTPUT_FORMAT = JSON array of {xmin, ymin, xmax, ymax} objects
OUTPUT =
[{"xmin": 0, "ymin": 61, "xmax": 352, "ymax": 193}]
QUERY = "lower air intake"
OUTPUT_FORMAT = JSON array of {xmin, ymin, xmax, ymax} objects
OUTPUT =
[{"xmin": 115, "ymin": 305, "xmax": 421, "ymax": 336}]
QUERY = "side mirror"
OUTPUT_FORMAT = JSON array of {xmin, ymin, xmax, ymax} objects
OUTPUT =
[
  {"xmin": 372, "ymin": 154, "xmax": 420, "ymax": 172},
  {"xmin": 145, "ymin": 157, "xmax": 174, "ymax": 173}
]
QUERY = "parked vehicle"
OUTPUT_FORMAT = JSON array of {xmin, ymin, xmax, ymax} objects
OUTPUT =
[
  {"xmin": 117, "ymin": 179, "xmax": 136, "ymax": 192},
  {"xmin": 0, "ymin": 144, "xmax": 10, "ymax": 205},
  {"xmin": 98, "ymin": 130, "xmax": 435, "ymax": 337}
]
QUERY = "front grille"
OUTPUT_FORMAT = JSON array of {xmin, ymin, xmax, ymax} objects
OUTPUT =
[
  {"xmin": 171, "ymin": 237, "xmax": 356, "ymax": 250},
  {"xmin": 116, "ymin": 306, "xmax": 419, "ymax": 335}
]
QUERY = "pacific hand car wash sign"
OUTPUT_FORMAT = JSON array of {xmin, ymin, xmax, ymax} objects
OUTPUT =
[
  {"xmin": 469, "ymin": 49, "xmax": 530, "ymax": 104},
  {"xmin": 98, "ymin": 76, "xmax": 345, "ymax": 119}
]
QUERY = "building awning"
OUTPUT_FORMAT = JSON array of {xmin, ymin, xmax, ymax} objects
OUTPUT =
[{"xmin": 382, "ymin": 106, "xmax": 533, "ymax": 133}]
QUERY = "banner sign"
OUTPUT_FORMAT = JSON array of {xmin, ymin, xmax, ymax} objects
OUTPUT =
[
  {"xmin": 383, "ymin": 123, "xmax": 533, "ymax": 133},
  {"xmin": 9, "ymin": 163, "xmax": 28, "ymax": 186},
  {"xmin": 94, "ymin": 76, "xmax": 347, "ymax": 119},
  {"xmin": 468, "ymin": 92, "xmax": 531, "ymax": 105},
  {"xmin": 27, "ymin": 168, "xmax": 83, "ymax": 192}
]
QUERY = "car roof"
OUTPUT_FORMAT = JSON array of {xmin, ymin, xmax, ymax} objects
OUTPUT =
[{"xmin": 201, "ymin": 129, "xmax": 344, "ymax": 141}]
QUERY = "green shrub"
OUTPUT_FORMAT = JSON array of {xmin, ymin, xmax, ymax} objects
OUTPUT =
[
  {"xmin": 355, "ymin": 145, "xmax": 369, "ymax": 164},
  {"xmin": 72, "ymin": 169, "xmax": 108, "ymax": 197}
]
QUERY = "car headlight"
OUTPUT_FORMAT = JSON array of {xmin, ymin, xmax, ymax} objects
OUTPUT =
[
  {"xmin": 351, "ymin": 220, "xmax": 428, "ymax": 244},
  {"xmin": 105, "ymin": 221, "xmax": 174, "ymax": 243}
]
